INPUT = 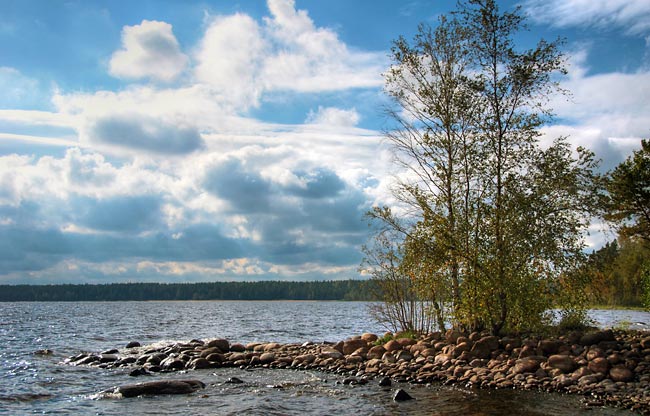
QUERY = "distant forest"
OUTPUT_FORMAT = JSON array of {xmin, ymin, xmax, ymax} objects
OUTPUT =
[{"xmin": 0, "ymin": 279, "xmax": 378, "ymax": 302}]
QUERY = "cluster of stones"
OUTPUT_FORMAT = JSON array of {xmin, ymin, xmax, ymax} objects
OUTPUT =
[{"xmin": 67, "ymin": 329, "xmax": 650, "ymax": 414}]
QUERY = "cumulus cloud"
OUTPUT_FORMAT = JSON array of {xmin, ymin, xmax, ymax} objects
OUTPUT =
[
  {"xmin": 109, "ymin": 20, "xmax": 188, "ymax": 82},
  {"xmin": 194, "ymin": 14, "xmax": 266, "ymax": 109},
  {"xmin": 82, "ymin": 113, "xmax": 204, "ymax": 154},
  {"xmin": 542, "ymin": 49, "xmax": 650, "ymax": 170},
  {"xmin": 0, "ymin": 0, "xmax": 393, "ymax": 283},
  {"xmin": 305, "ymin": 106, "xmax": 360, "ymax": 127},
  {"xmin": 523, "ymin": 0, "xmax": 650, "ymax": 35},
  {"xmin": 194, "ymin": 0, "xmax": 385, "ymax": 109}
]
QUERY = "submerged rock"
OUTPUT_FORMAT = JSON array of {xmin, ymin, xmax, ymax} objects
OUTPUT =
[
  {"xmin": 393, "ymin": 388, "xmax": 414, "ymax": 401},
  {"xmin": 116, "ymin": 379, "xmax": 205, "ymax": 397}
]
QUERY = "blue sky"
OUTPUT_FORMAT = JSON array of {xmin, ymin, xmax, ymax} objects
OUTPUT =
[{"xmin": 0, "ymin": 0, "xmax": 649, "ymax": 284}]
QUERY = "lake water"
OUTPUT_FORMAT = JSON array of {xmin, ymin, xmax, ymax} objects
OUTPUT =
[{"xmin": 1, "ymin": 301, "xmax": 648, "ymax": 415}]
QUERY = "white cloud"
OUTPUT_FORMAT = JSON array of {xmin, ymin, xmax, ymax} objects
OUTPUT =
[
  {"xmin": 194, "ymin": 0, "xmax": 385, "ymax": 109},
  {"xmin": 306, "ymin": 106, "xmax": 360, "ymax": 127},
  {"xmin": 523, "ymin": 0, "xmax": 650, "ymax": 35},
  {"xmin": 542, "ymin": 49, "xmax": 650, "ymax": 169},
  {"xmin": 194, "ymin": 14, "xmax": 266, "ymax": 109},
  {"xmin": 109, "ymin": 20, "xmax": 188, "ymax": 82},
  {"xmin": 260, "ymin": 0, "xmax": 385, "ymax": 92}
]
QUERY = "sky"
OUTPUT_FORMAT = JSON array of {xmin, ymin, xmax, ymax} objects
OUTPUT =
[{"xmin": 0, "ymin": 0, "xmax": 648, "ymax": 285}]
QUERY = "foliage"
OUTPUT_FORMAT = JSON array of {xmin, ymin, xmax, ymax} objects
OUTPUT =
[
  {"xmin": 584, "ymin": 238, "xmax": 650, "ymax": 307},
  {"xmin": 642, "ymin": 261, "xmax": 650, "ymax": 311},
  {"xmin": 368, "ymin": 0, "xmax": 600, "ymax": 334},
  {"xmin": 0, "ymin": 280, "xmax": 376, "ymax": 302},
  {"xmin": 361, "ymin": 225, "xmax": 442, "ymax": 334},
  {"xmin": 605, "ymin": 139, "xmax": 650, "ymax": 242}
]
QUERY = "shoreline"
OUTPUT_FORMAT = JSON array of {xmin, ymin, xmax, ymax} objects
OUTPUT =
[{"xmin": 66, "ymin": 328, "xmax": 650, "ymax": 415}]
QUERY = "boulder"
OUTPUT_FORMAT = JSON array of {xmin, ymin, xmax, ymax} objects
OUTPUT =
[
  {"xmin": 259, "ymin": 353, "xmax": 276, "ymax": 364},
  {"xmin": 588, "ymin": 357, "xmax": 610, "ymax": 374},
  {"xmin": 609, "ymin": 366, "xmax": 634, "ymax": 383},
  {"xmin": 206, "ymin": 339, "xmax": 230, "ymax": 352},
  {"xmin": 367, "ymin": 345, "xmax": 386, "ymax": 360},
  {"xmin": 579, "ymin": 330, "xmax": 614, "ymax": 346},
  {"xmin": 384, "ymin": 340, "xmax": 402, "ymax": 352},
  {"xmin": 190, "ymin": 358, "xmax": 212, "ymax": 369},
  {"xmin": 538, "ymin": 340, "xmax": 560, "ymax": 356},
  {"xmin": 547, "ymin": 355, "xmax": 576, "ymax": 373},
  {"xmin": 230, "ymin": 343, "xmax": 246, "ymax": 353},
  {"xmin": 640, "ymin": 337, "xmax": 650, "ymax": 349},
  {"xmin": 225, "ymin": 377, "xmax": 244, "ymax": 384},
  {"xmin": 396, "ymin": 338, "xmax": 417, "ymax": 347},
  {"xmin": 343, "ymin": 339, "xmax": 368, "ymax": 355},
  {"xmin": 470, "ymin": 336, "xmax": 498, "ymax": 359},
  {"xmin": 361, "ymin": 333, "xmax": 379, "ymax": 343},
  {"xmin": 393, "ymin": 389, "xmax": 414, "ymax": 401},
  {"xmin": 445, "ymin": 329, "xmax": 464, "ymax": 344},
  {"xmin": 512, "ymin": 356, "xmax": 545, "ymax": 374},
  {"xmin": 116, "ymin": 380, "xmax": 205, "ymax": 397},
  {"xmin": 126, "ymin": 341, "xmax": 141, "ymax": 349}
]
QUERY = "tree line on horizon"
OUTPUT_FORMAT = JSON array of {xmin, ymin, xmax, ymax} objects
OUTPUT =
[
  {"xmin": 362, "ymin": 0, "xmax": 649, "ymax": 335},
  {"xmin": 0, "ymin": 280, "xmax": 377, "ymax": 302}
]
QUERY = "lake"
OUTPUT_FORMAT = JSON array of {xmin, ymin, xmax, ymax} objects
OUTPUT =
[{"xmin": 1, "ymin": 301, "xmax": 648, "ymax": 415}]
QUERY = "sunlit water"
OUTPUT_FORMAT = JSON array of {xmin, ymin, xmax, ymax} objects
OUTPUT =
[{"xmin": 1, "ymin": 301, "xmax": 648, "ymax": 415}]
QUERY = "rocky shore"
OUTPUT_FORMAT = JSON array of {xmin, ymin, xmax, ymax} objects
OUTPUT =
[{"xmin": 66, "ymin": 328, "xmax": 650, "ymax": 414}]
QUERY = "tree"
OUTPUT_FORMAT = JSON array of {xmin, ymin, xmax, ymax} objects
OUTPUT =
[
  {"xmin": 371, "ymin": 0, "xmax": 601, "ymax": 334},
  {"xmin": 606, "ymin": 139, "xmax": 650, "ymax": 242}
]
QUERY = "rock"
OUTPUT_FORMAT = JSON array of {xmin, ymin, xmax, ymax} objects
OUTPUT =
[
  {"xmin": 206, "ymin": 338, "xmax": 230, "ymax": 352},
  {"xmin": 640, "ymin": 337, "xmax": 650, "ymax": 349},
  {"xmin": 538, "ymin": 340, "xmax": 561, "ymax": 356},
  {"xmin": 578, "ymin": 374, "xmax": 600, "ymax": 387},
  {"xmin": 471, "ymin": 336, "xmax": 498, "ymax": 359},
  {"xmin": 393, "ymin": 389, "xmax": 414, "ymax": 401},
  {"xmin": 129, "ymin": 368, "xmax": 150, "ymax": 377},
  {"xmin": 513, "ymin": 356, "xmax": 545, "ymax": 374},
  {"xmin": 548, "ymin": 355, "xmax": 576, "ymax": 373},
  {"xmin": 205, "ymin": 353, "xmax": 225, "ymax": 363},
  {"xmin": 384, "ymin": 340, "xmax": 401, "ymax": 352},
  {"xmin": 259, "ymin": 352, "xmax": 276, "ymax": 364},
  {"xmin": 588, "ymin": 357, "xmax": 610, "ymax": 374},
  {"xmin": 263, "ymin": 343, "xmax": 281, "ymax": 352},
  {"xmin": 230, "ymin": 343, "xmax": 246, "ymax": 353},
  {"xmin": 396, "ymin": 338, "xmax": 417, "ymax": 348},
  {"xmin": 100, "ymin": 354, "xmax": 119, "ymax": 363},
  {"xmin": 116, "ymin": 380, "xmax": 205, "ymax": 397},
  {"xmin": 102, "ymin": 349, "xmax": 119, "ymax": 355},
  {"xmin": 126, "ymin": 341, "xmax": 141, "ymax": 348},
  {"xmin": 586, "ymin": 347, "xmax": 604, "ymax": 361},
  {"xmin": 554, "ymin": 374, "xmax": 575, "ymax": 388},
  {"xmin": 379, "ymin": 377, "xmax": 391, "ymax": 387},
  {"xmin": 445, "ymin": 329, "xmax": 464, "ymax": 344},
  {"xmin": 579, "ymin": 330, "xmax": 615, "ymax": 346},
  {"xmin": 190, "ymin": 358, "xmax": 212, "ymax": 369},
  {"xmin": 321, "ymin": 349, "xmax": 343, "ymax": 360},
  {"xmin": 161, "ymin": 358, "xmax": 186, "ymax": 370},
  {"xmin": 361, "ymin": 333, "xmax": 378, "ymax": 343},
  {"xmin": 342, "ymin": 377, "xmax": 360, "ymax": 385},
  {"xmin": 609, "ymin": 366, "xmax": 634, "ymax": 382},
  {"xmin": 35, "ymin": 349, "xmax": 54, "ymax": 356},
  {"xmin": 395, "ymin": 350, "xmax": 413, "ymax": 362},
  {"xmin": 225, "ymin": 377, "xmax": 244, "ymax": 384},
  {"xmin": 367, "ymin": 345, "xmax": 386, "ymax": 359},
  {"xmin": 343, "ymin": 339, "xmax": 368, "ymax": 355}
]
